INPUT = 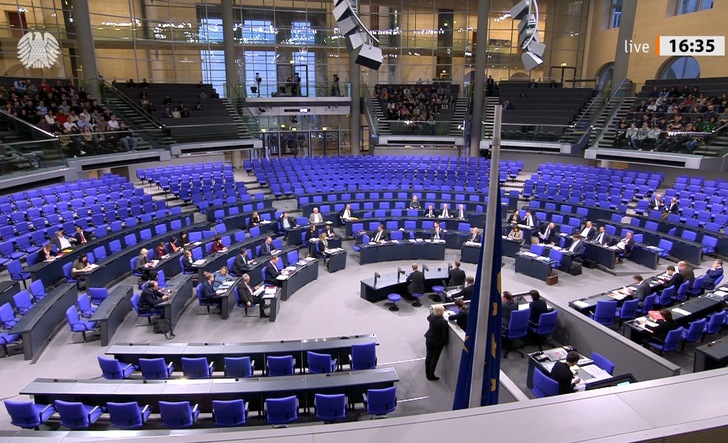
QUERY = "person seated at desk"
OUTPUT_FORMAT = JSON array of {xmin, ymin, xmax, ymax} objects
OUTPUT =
[
  {"xmin": 449, "ymin": 298, "xmax": 468, "ymax": 331},
  {"xmin": 136, "ymin": 248, "xmax": 153, "ymax": 282},
  {"xmin": 406, "ymin": 263, "xmax": 425, "ymax": 300},
  {"xmin": 439, "ymin": 204, "xmax": 452, "ymax": 219},
  {"xmin": 37, "ymin": 243, "xmax": 57, "ymax": 262},
  {"xmin": 305, "ymin": 225, "xmax": 319, "ymax": 243},
  {"xmin": 213, "ymin": 266, "xmax": 234, "ymax": 291},
  {"xmin": 309, "ymin": 207, "xmax": 324, "ymax": 224},
  {"xmin": 155, "ymin": 241, "xmax": 169, "ymax": 259},
  {"xmin": 409, "ymin": 196, "xmax": 421, "ymax": 210},
  {"xmin": 649, "ymin": 193, "xmax": 665, "ymax": 212},
  {"xmin": 466, "ymin": 227, "xmax": 482, "ymax": 243},
  {"xmin": 593, "ymin": 226, "xmax": 609, "ymax": 245},
  {"xmin": 323, "ymin": 225, "xmax": 336, "ymax": 239},
  {"xmin": 454, "ymin": 276, "xmax": 475, "ymax": 300},
  {"xmin": 72, "ymin": 253, "xmax": 92, "ymax": 275},
  {"xmin": 167, "ymin": 236, "xmax": 180, "ymax": 254},
  {"xmin": 73, "ymin": 225, "xmax": 94, "ymax": 245},
  {"xmin": 507, "ymin": 211, "xmax": 521, "ymax": 225},
  {"xmin": 448, "ymin": 260, "xmax": 466, "ymax": 286},
  {"xmin": 371, "ymin": 224, "xmax": 388, "ymax": 243},
  {"xmin": 664, "ymin": 197, "xmax": 679, "ymax": 216},
  {"xmin": 201, "ymin": 271, "xmax": 222, "ymax": 310},
  {"xmin": 609, "ymin": 231, "xmax": 634, "ymax": 262},
  {"xmin": 260, "ymin": 236, "xmax": 277, "ymax": 255},
  {"xmin": 657, "ymin": 265, "xmax": 683, "ymax": 292},
  {"xmin": 209, "ymin": 236, "xmax": 227, "ymax": 255},
  {"xmin": 630, "ymin": 274, "xmax": 651, "ymax": 304},
  {"xmin": 51, "ymin": 229, "xmax": 74, "ymax": 251},
  {"xmin": 456, "ymin": 204, "xmax": 467, "ymax": 220},
  {"xmin": 237, "ymin": 273, "xmax": 268, "ymax": 318},
  {"xmin": 507, "ymin": 224, "xmax": 524, "ymax": 243},
  {"xmin": 181, "ymin": 250, "xmax": 194, "ymax": 273},
  {"xmin": 501, "ymin": 291, "xmax": 518, "ymax": 331},
  {"xmin": 644, "ymin": 309, "xmax": 678, "ymax": 342},
  {"xmin": 431, "ymin": 222, "xmax": 444, "ymax": 241},
  {"xmin": 522, "ymin": 210, "xmax": 537, "ymax": 228},
  {"xmin": 549, "ymin": 350, "xmax": 581, "ymax": 395},
  {"xmin": 279, "ymin": 212, "xmax": 297, "ymax": 231},
  {"xmin": 537, "ymin": 222, "xmax": 557, "ymax": 245},
  {"xmin": 179, "ymin": 231, "xmax": 191, "ymax": 246},
  {"xmin": 529, "ymin": 289, "xmax": 548, "ymax": 325},
  {"xmin": 339, "ymin": 204, "xmax": 355, "ymax": 223},
  {"xmin": 232, "ymin": 248, "xmax": 253, "ymax": 275},
  {"xmin": 579, "ymin": 221, "xmax": 596, "ymax": 241},
  {"xmin": 703, "ymin": 260, "xmax": 724, "ymax": 289},
  {"xmin": 264, "ymin": 256, "xmax": 283, "ymax": 287},
  {"xmin": 250, "ymin": 211, "xmax": 261, "ymax": 226},
  {"xmin": 424, "ymin": 204, "xmax": 436, "ymax": 218},
  {"xmin": 566, "ymin": 233, "xmax": 585, "ymax": 257},
  {"xmin": 678, "ymin": 261, "xmax": 695, "ymax": 287},
  {"xmin": 318, "ymin": 233, "xmax": 330, "ymax": 257},
  {"xmin": 139, "ymin": 280, "xmax": 170, "ymax": 318}
]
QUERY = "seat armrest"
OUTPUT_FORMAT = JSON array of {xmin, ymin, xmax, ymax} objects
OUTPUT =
[
  {"xmin": 141, "ymin": 404, "xmax": 150, "ymax": 415},
  {"xmin": 192, "ymin": 404, "xmax": 199, "ymax": 414},
  {"xmin": 362, "ymin": 393, "xmax": 368, "ymax": 406},
  {"xmin": 40, "ymin": 404, "xmax": 56, "ymax": 414},
  {"xmin": 88, "ymin": 405, "xmax": 104, "ymax": 418},
  {"xmin": 124, "ymin": 363, "xmax": 136, "ymax": 371},
  {"xmin": 209, "ymin": 361, "xmax": 215, "ymax": 373}
]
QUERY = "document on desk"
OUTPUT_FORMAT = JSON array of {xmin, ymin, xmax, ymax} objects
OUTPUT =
[
  {"xmin": 672, "ymin": 308, "xmax": 691, "ymax": 316},
  {"xmin": 192, "ymin": 259, "xmax": 206, "ymax": 266},
  {"xmin": 543, "ymin": 348, "xmax": 568, "ymax": 362},
  {"xmin": 253, "ymin": 286, "xmax": 264, "ymax": 296},
  {"xmin": 263, "ymin": 288, "xmax": 277, "ymax": 298},
  {"xmin": 581, "ymin": 364, "xmax": 611, "ymax": 380},
  {"xmin": 572, "ymin": 300, "xmax": 589, "ymax": 309},
  {"xmin": 87, "ymin": 263, "xmax": 99, "ymax": 270},
  {"xmin": 276, "ymin": 275, "xmax": 289, "ymax": 280}
]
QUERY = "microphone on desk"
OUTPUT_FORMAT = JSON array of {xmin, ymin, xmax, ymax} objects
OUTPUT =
[
  {"xmin": 397, "ymin": 268, "xmax": 405, "ymax": 282},
  {"xmin": 374, "ymin": 272, "xmax": 381, "ymax": 285},
  {"xmin": 422, "ymin": 264, "xmax": 429, "ymax": 275}
]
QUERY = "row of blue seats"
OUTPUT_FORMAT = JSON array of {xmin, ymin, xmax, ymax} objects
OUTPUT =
[
  {"xmin": 661, "ymin": 187, "xmax": 728, "ymax": 209},
  {"xmin": 637, "ymin": 206, "xmax": 728, "ymax": 231},
  {"xmin": 0, "ymin": 174, "xmax": 133, "ymax": 206}
]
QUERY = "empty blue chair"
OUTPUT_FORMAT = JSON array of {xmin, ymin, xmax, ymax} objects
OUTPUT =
[
  {"xmin": 528, "ymin": 310, "xmax": 558, "ymax": 351},
  {"xmin": 616, "ymin": 299, "xmax": 640, "ymax": 325},
  {"xmin": 589, "ymin": 300, "xmax": 618, "ymax": 327},
  {"xmin": 139, "ymin": 357, "xmax": 175, "ymax": 379},
  {"xmin": 0, "ymin": 332, "xmax": 21, "ymax": 356},
  {"xmin": 531, "ymin": 369, "xmax": 560, "ymax": 398},
  {"xmin": 77, "ymin": 294, "xmax": 96, "ymax": 318},
  {"xmin": 350, "ymin": 342, "xmax": 377, "ymax": 370},
  {"xmin": 65, "ymin": 305, "xmax": 97, "ymax": 342},
  {"xmin": 12, "ymin": 290, "xmax": 33, "ymax": 315},
  {"xmin": 363, "ymin": 386, "xmax": 397, "ymax": 416},
  {"xmin": 656, "ymin": 286, "xmax": 674, "ymax": 307},
  {"xmin": 591, "ymin": 352, "xmax": 615, "ymax": 375},
  {"xmin": 88, "ymin": 287, "xmax": 109, "ymax": 305},
  {"xmin": 107, "ymin": 401, "xmax": 151, "ymax": 429},
  {"xmin": 648, "ymin": 327, "xmax": 684, "ymax": 355},
  {"xmin": 640, "ymin": 294, "xmax": 656, "ymax": 315},
  {"xmin": 98, "ymin": 356, "xmax": 137, "ymax": 379},
  {"xmin": 4, "ymin": 400, "xmax": 56, "ymax": 430},
  {"xmin": 265, "ymin": 396, "xmax": 298, "ymax": 425},
  {"xmin": 212, "ymin": 399, "xmax": 248, "ymax": 427},
  {"xmin": 704, "ymin": 311, "xmax": 726, "ymax": 337},
  {"xmin": 181, "ymin": 357, "xmax": 215, "ymax": 379},
  {"xmin": 675, "ymin": 281, "xmax": 690, "ymax": 302},
  {"xmin": 656, "ymin": 239, "xmax": 673, "ymax": 258},
  {"xmin": 159, "ymin": 401, "xmax": 199, "ymax": 428},
  {"xmin": 267, "ymin": 355, "xmax": 295, "ymax": 376},
  {"xmin": 224, "ymin": 356, "xmax": 254, "ymax": 378},
  {"xmin": 7, "ymin": 260, "xmax": 31, "ymax": 288},
  {"xmin": 307, "ymin": 351, "xmax": 337, "ymax": 374},
  {"xmin": 315, "ymin": 393, "xmax": 347, "ymax": 422},
  {"xmin": 0, "ymin": 303, "xmax": 17, "ymax": 329},
  {"xmin": 28, "ymin": 280, "xmax": 47, "ymax": 301},
  {"xmin": 681, "ymin": 319, "xmax": 707, "ymax": 350},
  {"xmin": 691, "ymin": 276, "xmax": 705, "ymax": 297},
  {"xmin": 54, "ymin": 400, "xmax": 105, "ymax": 430},
  {"xmin": 504, "ymin": 308, "xmax": 530, "ymax": 358}
]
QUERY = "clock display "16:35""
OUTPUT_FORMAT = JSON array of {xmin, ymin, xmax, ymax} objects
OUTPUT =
[{"xmin": 658, "ymin": 36, "xmax": 725, "ymax": 56}]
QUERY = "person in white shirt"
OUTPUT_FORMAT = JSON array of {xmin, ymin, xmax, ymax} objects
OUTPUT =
[
  {"xmin": 51, "ymin": 230, "xmax": 73, "ymax": 251},
  {"xmin": 593, "ymin": 226, "xmax": 608, "ymax": 245},
  {"xmin": 339, "ymin": 204, "xmax": 353, "ymax": 223},
  {"xmin": 523, "ymin": 210, "xmax": 536, "ymax": 228},
  {"xmin": 431, "ymin": 222, "xmax": 444, "ymax": 241},
  {"xmin": 579, "ymin": 221, "xmax": 595, "ymax": 241},
  {"xmin": 439, "ymin": 204, "xmax": 451, "ymax": 218},
  {"xmin": 456, "ymin": 204, "xmax": 466, "ymax": 219},
  {"xmin": 568, "ymin": 234, "xmax": 585, "ymax": 256},
  {"xmin": 309, "ymin": 207, "xmax": 324, "ymax": 224},
  {"xmin": 107, "ymin": 115, "xmax": 120, "ymax": 131}
]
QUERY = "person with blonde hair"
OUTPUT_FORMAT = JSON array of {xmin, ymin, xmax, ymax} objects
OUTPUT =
[{"xmin": 424, "ymin": 304, "xmax": 449, "ymax": 381}]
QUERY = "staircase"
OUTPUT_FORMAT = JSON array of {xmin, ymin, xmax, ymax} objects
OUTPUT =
[
  {"xmin": 448, "ymin": 98, "xmax": 469, "ymax": 136},
  {"xmin": 102, "ymin": 84, "xmax": 175, "ymax": 149},
  {"xmin": 559, "ymin": 96, "xmax": 598, "ymax": 143},
  {"xmin": 223, "ymin": 99, "xmax": 254, "ymax": 140},
  {"xmin": 595, "ymin": 98, "xmax": 636, "ymax": 149},
  {"xmin": 482, "ymin": 97, "xmax": 499, "ymax": 139},
  {"xmin": 370, "ymin": 98, "xmax": 390, "ymax": 135}
]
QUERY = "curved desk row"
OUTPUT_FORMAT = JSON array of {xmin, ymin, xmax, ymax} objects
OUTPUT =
[
  {"xmin": 156, "ymin": 273, "xmax": 196, "ymax": 335},
  {"xmin": 359, "ymin": 240, "xmax": 446, "ymax": 265},
  {"xmin": 107, "ymin": 333, "xmax": 378, "ymax": 373},
  {"xmin": 360, "ymin": 266, "xmax": 450, "ymax": 303},
  {"xmin": 218, "ymin": 209, "xmax": 277, "ymax": 233},
  {"xmin": 88, "ymin": 286, "xmax": 134, "ymax": 346},
  {"xmin": 204, "ymin": 198, "xmax": 274, "ymax": 223},
  {"xmin": 460, "ymin": 238, "xmax": 524, "ymax": 264},
  {"xmin": 569, "ymin": 272, "xmax": 666, "ymax": 315},
  {"xmin": 0, "ymin": 281, "xmax": 21, "ymax": 310}
]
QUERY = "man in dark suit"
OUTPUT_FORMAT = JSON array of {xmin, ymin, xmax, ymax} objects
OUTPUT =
[
  {"xmin": 448, "ymin": 298, "xmax": 468, "ymax": 331},
  {"xmin": 501, "ymin": 291, "xmax": 518, "ymax": 331},
  {"xmin": 537, "ymin": 222, "xmax": 557, "ymax": 245},
  {"xmin": 455, "ymin": 276, "xmax": 475, "ymax": 300},
  {"xmin": 232, "ymin": 248, "xmax": 253, "ymax": 275},
  {"xmin": 678, "ymin": 261, "xmax": 695, "ymax": 287},
  {"xmin": 371, "ymin": 224, "xmax": 387, "ymax": 243},
  {"xmin": 665, "ymin": 197, "xmax": 679, "ymax": 214},
  {"xmin": 406, "ymin": 263, "xmax": 425, "ymax": 300},
  {"xmin": 593, "ymin": 226, "xmax": 609, "ymax": 245},
  {"xmin": 631, "ymin": 274, "xmax": 652, "ymax": 303},
  {"xmin": 339, "ymin": 204, "xmax": 354, "ymax": 223},
  {"xmin": 448, "ymin": 261, "xmax": 466, "ymax": 286},
  {"xmin": 431, "ymin": 222, "xmax": 444, "ymax": 241},
  {"xmin": 579, "ymin": 221, "xmax": 596, "ymax": 241},
  {"xmin": 528, "ymin": 289, "xmax": 549, "ymax": 325},
  {"xmin": 439, "ymin": 204, "xmax": 452, "ymax": 218},
  {"xmin": 264, "ymin": 256, "xmax": 283, "ymax": 287},
  {"xmin": 567, "ymin": 233, "xmax": 585, "ymax": 258},
  {"xmin": 237, "ymin": 273, "xmax": 268, "ymax": 317},
  {"xmin": 37, "ymin": 243, "xmax": 57, "ymax": 263},
  {"xmin": 424, "ymin": 204, "xmax": 436, "ymax": 218},
  {"xmin": 658, "ymin": 265, "xmax": 683, "ymax": 291},
  {"xmin": 703, "ymin": 260, "xmax": 724, "ymax": 289},
  {"xmin": 278, "ymin": 212, "xmax": 297, "ymax": 231},
  {"xmin": 649, "ymin": 194, "xmax": 665, "ymax": 212},
  {"xmin": 455, "ymin": 204, "xmax": 467, "ymax": 220},
  {"xmin": 466, "ymin": 227, "xmax": 482, "ymax": 243},
  {"xmin": 550, "ymin": 351, "xmax": 581, "ymax": 395},
  {"xmin": 522, "ymin": 210, "xmax": 537, "ymax": 228},
  {"xmin": 409, "ymin": 196, "xmax": 421, "ymax": 210},
  {"xmin": 73, "ymin": 225, "xmax": 94, "ymax": 245},
  {"xmin": 51, "ymin": 229, "xmax": 74, "ymax": 251},
  {"xmin": 260, "ymin": 237, "xmax": 275, "ymax": 255},
  {"xmin": 611, "ymin": 231, "xmax": 635, "ymax": 261},
  {"xmin": 139, "ymin": 280, "xmax": 169, "ymax": 317},
  {"xmin": 507, "ymin": 211, "xmax": 522, "ymax": 225}
]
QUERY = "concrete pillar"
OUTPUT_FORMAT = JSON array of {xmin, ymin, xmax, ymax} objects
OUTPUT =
[
  {"xmin": 350, "ymin": 58, "xmax": 361, "ymax": 155},
  {"xmin": 611, "ymin": 0, "xmax": 638, "ymax": 90},
  {"xmin": 71, "ymin": 0, "xmax": 100, "ymax": 99},
  {"xmin": 222, "ymin": 0, "xmax": 239, "ymax": 99},
  {"xmin": 468, "ymin": 0, "xmax": 490, "ymax": 157}
]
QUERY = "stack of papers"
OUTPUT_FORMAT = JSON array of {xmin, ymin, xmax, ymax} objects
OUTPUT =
[
  {"xmin": 88, "ymin": 263, "xmax": 99, "ymax": 269},
  {"xmin": 572, "ymin": 300, "xmax": 589, "ymax": 308},
  {"xmin": 192, "ymin": 259, "xmax": 206, "ymax": 266},
  {"xmin": 672, "ymin": 308, "xmax": 691, "ymax": 316}
]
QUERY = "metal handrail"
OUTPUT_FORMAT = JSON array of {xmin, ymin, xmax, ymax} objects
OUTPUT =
[
  {"xmin": 101, "ymin": 80, "xmax": 164, "ymax": 129},
  {"xmin": 0, "ymin": 110, "xmax": 56, "ymax": 139},
  {"xmin": 224, "ymin": 81, "xmax": 261, "ymax": 138}
]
